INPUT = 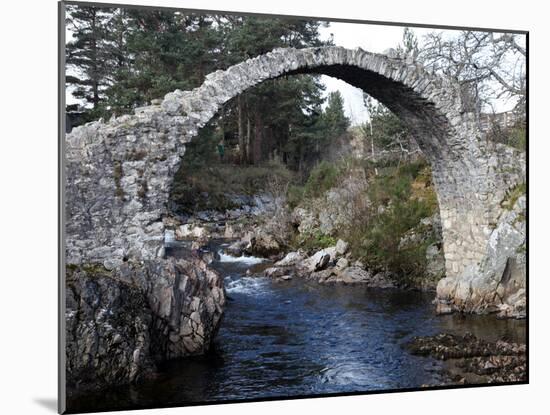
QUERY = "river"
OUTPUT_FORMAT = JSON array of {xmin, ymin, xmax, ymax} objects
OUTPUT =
[{"xmin": 67, "ymin": 240, "xmax": 525, "ymax": 412}]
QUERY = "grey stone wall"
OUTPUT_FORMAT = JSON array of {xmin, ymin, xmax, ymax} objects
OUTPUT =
[{"xmin": 65, "ymin": 46, "xmax": 525, "ymax": 314}]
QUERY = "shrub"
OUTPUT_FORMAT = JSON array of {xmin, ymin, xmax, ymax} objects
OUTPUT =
[
  {"xmin": 290, "ymin": 229, "xmax": 337, "ymax": 252},
  {"xmin": 302, "ymin": 161, "xmax": 341, "ymax": 200},
  {"xmin": 170, "ymin": 158, "xmax": 297, "ymax": 213},
  {"xmin": 344, "ymin": 159, "xmax": 439, "ymax": 283},
  {"xmin": 501, "ymin": 182, "xmax": 526, "ymax": 210}
]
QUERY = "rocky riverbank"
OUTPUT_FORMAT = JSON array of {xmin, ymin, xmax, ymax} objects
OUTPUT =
[
  {"xmin": 259, "ymin": 241, "xmax": 396, "ymax": 287},
  {"xmin": 165, "ymin": 194, "xmax": 443, "ymax": 291},
  {"xmin": 407, "ymin": 332, "xmax": 526, "ymax": 384},
  {"xmin": 65, "ymin": 255, "xmax": 225, "ymax": 392}
]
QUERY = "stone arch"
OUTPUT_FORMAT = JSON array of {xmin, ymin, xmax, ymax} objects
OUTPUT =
[{"xmin": 65, "ymin": 46, "xmax": 525, "ymax": 311}]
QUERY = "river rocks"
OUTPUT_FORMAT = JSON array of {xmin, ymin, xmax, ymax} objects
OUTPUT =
[
  {"xmin": 335, "ymin": 257, "xmax": 349, "ymax": 270},
  {"xmin": 338, "ymin": 268, "xmax": 395, "ymax": 287},
  {"xmin": 306, "ymin": 249, "xmax": 331, "ymax": 272},
  {"xmin": 225, "ymin": 238, "xmax": 250, "ymax": 256},
  {"xmin": 335, "ymin": 239, "xmax": 349, "ymax": 255},
  {"xmin": 305, "ymin": 265, "xmax": 395, "ymax": 287},
  {"xmin": 264, "ymin": 267, "xmax": 287, "ymax": 279},
  {"xmin": 262, "ymin": 240, "xmax": 399, "ymax": 288},
  {"xmin": 407, "ymin": 333, "xmax": 526, "ymax": 383},
  {"xmin": 275, "ymin": 251, "xmax": 306, "ymax": 267},
  {"xmin": 335, "ymin": 266, "xmax": 371, "ymax": 284},
  {"xmin": 175, "ymin": 224, "xmax": 208, "ymax": 240},
  {"xmin": 226, "ymin": 193, "xmax": 278, "ymax": 217},
  {"xmin": 65, "ymin": 257, "xmax": 225, "ymax": 391},
  {"xmin": 248, "ymin": 229, "xmax": 281, "ymax": 257}
]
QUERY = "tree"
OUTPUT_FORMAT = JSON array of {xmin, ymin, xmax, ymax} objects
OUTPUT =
[
  {"xmin": 360, "ymin": 94, "xmax": 417, "ymax": 167},
  {"xmin": 417, "ymin": 30, "xmax": 526, "ymax": 119},
  {"xmin": 104, "ymin": 10, "xmax": 223, "ymax": 115},
  {"xmin": 65, "ymin": 5, "xmax": 339, "ymax": 170},
  {"xmin": 65, "ymin": 5, "xmax": 114, "ymax": 118},
  {"xmin": 397, "ymin": 27, "xmax": 419, "ymax": 58},
  {"xmin": 321, "ymin": 91, "xmax": 350, "ymax": 138},
  {"xmin": 217, "ymin": 17, "xmax": 331, "ymax": 166}
]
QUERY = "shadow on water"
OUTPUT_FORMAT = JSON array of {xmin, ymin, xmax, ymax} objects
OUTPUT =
[{"xmin": 66, "ymin": 241, "xmax": 526, "ymax": 412}]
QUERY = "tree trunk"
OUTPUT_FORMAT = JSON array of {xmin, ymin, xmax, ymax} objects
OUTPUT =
[
  {"xmin": 253, "ymin": 112, "xmax": 263, "ymax": 164},
  {"xmin": 237, "ymin": 95, "xmax": 245, "ymax": 164},
  {"xmin": 246, "ymin": 113, "xmax": 251, "ymax": 164},
  {"xmin": 370, "ymin": 122, "xmax": 378, "ymax": 176},
  {"xmin": 91, "ymin": 10, "xmax": 99, "ymax": 109}
]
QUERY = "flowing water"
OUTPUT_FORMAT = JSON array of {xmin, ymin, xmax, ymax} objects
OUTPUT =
[{"xmin": 67, "ymin": 241, "xmax": 525, "ymax": 412}]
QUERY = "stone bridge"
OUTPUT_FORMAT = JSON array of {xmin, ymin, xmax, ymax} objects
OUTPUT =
[{"xmin": 65, "ymin": 46, "xmax": 526, "ymax": 315}]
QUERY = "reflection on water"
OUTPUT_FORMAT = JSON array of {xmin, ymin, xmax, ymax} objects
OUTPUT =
[{"xmin": 67, "ymin": 242, "xmax": 525, "ymax": 412}]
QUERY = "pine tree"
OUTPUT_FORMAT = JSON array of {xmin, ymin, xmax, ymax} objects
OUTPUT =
[
  {"xmin": 322, "ymin": 91, "xmax": 350, "ymax": 138},
  {"xmin": 65, "ymin": 5, "xmax": 114, "ymax": 118},
  {"xmin": 65, "ymin": 5, "xmax": 336, "ymax": 170}
]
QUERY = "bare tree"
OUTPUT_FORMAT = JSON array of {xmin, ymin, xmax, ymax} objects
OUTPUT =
[{"xmin": 417, "ymin": 30, "xmax": 526, "ymax": 121}]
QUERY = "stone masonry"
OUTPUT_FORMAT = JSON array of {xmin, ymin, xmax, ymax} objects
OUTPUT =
[{"xmin": 65, "ymin": 47, "xmax": 526, "ymax": 319}]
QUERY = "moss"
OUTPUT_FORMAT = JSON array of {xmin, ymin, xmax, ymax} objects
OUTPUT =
[
  {"xmin": 501, "ymin": 182, "xmax": 526, "ymax": 210},
  {"xmin": 66, "ymin": 262, "xmax": 112, "ymax": 283},
  {"xmin": 513, "ymin": 210, "xmax": 526, "ymax": 226},
  {"xmin": 81, "ymin": 263, "xmax": 110, "ymax": 275}
]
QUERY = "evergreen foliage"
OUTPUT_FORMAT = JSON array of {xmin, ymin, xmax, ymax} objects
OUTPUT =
[{"xmin": 65, "ymin": 5, "xmax": 352, "ymax": 172}]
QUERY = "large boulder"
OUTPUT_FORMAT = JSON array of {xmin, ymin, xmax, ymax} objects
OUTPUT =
[
  {"xmin": 335, "ymin": 239, "xmax": 349, "ymax": 255},
  {"xmin": 275, "ymin": 251, "xmax": 306, "ymax": 267},
  {"xmin": 248, "ymin": 229, "xmax": 281, "ymax": 257},
  {"xmin": 65, "ymin": 256, "xmax": 225, "ymax": 391},
  {"xmin": 306, "ymin": 249, "xmax": 331, "ymax": 272}
]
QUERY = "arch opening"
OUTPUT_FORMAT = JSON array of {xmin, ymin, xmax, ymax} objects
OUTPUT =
[{"xmin": 164, "ymin": 70, "xmax": 447, "ymax": 290}]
